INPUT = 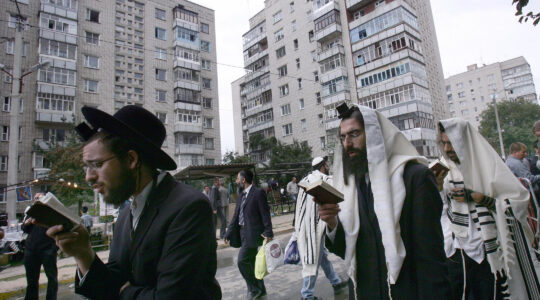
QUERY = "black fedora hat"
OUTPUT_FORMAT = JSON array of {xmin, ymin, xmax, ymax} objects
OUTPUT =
[{"xmin": 78, "ymin": 105, "xmax": 177, "ymax": 170}]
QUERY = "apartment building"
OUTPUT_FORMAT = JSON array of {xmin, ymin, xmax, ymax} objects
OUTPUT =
[
  {"xmin": 0, "ymin": 0, "xmax": 221, "ymax": 214},
  {"xmin": 232, "ymin": 0, "xmax": 448, "ymax": 163},
  {"xmin": 445, "ymin": 56, "xmax": 537, "ymax": 128}
]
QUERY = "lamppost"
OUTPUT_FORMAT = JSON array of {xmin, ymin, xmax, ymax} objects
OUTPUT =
[
  {"xmin": 0, "ymin": 57, "xmax": 50, "ymax": 223},
  {"xmin": 491, "ymin": 89, "xmax": 506, "ymax": 160}
]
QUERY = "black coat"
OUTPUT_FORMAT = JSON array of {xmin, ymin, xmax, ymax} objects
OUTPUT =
[
  {"xmin": 225, "ymin": 186, "xmax": 273, "ymax": 249},
  {"xmin": 326, "ymin": 162, "xmax": 451, "ymax": 300},
  {"xmin": 75, "ymin": 174, "xmax": 221, "ymax": 299}
]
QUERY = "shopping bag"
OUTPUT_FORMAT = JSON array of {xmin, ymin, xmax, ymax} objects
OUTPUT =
[
  {"xmin": 265, "ymin": 239, "xmax": 284, "ymax": 273},
  {"xmin": 284, "ymin": 232, "xmax": 300, "ymax": 265},
  {"xmin": 255, "ymin": 240, "xmax": 268, "ymax": 279}
]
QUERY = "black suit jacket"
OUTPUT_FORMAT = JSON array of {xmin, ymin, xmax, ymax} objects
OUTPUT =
[
  {"xmin": 326, "ymin": 162, "xmax": 450, "ymax": 300},
  {"xmin": 225, "ymin": 186, "xmax": 273, "ymax": 248},
  {"xmin": 75, "ymin": 173, "xmax": 221, "ymax": 299}
]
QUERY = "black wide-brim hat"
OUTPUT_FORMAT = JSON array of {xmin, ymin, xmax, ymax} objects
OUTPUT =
[{"xmin": 77, "ymin": 105, "xmax": 177, "ymax": 170}]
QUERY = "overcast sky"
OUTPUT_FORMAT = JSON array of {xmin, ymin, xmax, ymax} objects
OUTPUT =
[{"xmin": 194, "ymin": 0, "xmax": 540, "ymax": 158}]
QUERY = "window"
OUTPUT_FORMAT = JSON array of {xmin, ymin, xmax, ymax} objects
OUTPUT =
[
  {"xmin": 316, "ymin": 92, "xmax": 321, "ymax": 104},
  {"xmin": 301, "ymin": 119, "xmax": 306, "ymax": 131},
  {"xmin": 281, "ymin": 104, "xmax": 291, "ymax": 116},
  {"xmin": 84, "ymin": 79, "xmax": 98, "ymax": 93},
  {"xmin": 201, "ymin": 40, "xmax": 210, "ymax": 52},
  {"xmin": 155, "ymin": 8, "xmax": 166, "ymax": 20},
  {"xmin": 43, "ymin": 128, "xmax": 65, "ymax": 143},
  {"xmin": 282, "ymin": 123, "xmax": 293, "ymax": 136},
  {"xmin": 203, "ymin": 97, "xmax": 212, "ymax": 109},
  {"xmin": 204, "ymin": 117, "xmax": 213, "ymax": 128},
  {"xmin": 292, "ymin": 20, "xmax": 296, "ymax": 31},
  {"xmin": 3, "ymin": 68, "xmax": 12, "ymax": 83},
  {"xmin": 155, "ymin": 112, "xmax": 167, "ymax": 124},
  {"xmin": 0, "ymin": 156, "xmax": 7, "ymax": 171},
  {"xmin": 290, "ymin": 1, "xmax": 295, "ymax": 12},
  {"xmin": 273, "ymin": 11, "xmax": 282, "ymax": 23},
  {"xmin": 278, "ymin": 65, "xmax": 288, "ymax": 77},
  {"xmin": 39, "ymin": 67, "xmax": 76, "ymax": 85},
  {"xmin": 200, "ymin": 23, "xmax": 209, "ymax": 34},
  {"xmin": 205, "ymin": 138, "xmax": 214, "ymax": 149},
  {"xmin": 201, "ymin": 59, "xmax": 211, "ymax": 70},
  {"xmin": 279, "ymin": 84, "xmax": 289, "ymax": 97},
  {"xmin": 3, "ymin": 97, "xmax": 10, "ymax": 112},
  {"xmin": 320, "ymin": 137, "xmax": 326, "ymax": 149},
  {"xmin": 314, "ymin": 71, "xmax": 319, "ymax": 82},
  {"xmin": 458, "ymin": 92, "xmax": 465, "ymax": 98},
  {"xmin": 298, "ymin": 78, "xmax": 303, "ymax": 89},
  {"xmin": 40, "ymin": 38, "xmax": 76, "ymax": 59},
  {"xmin": 447, "ymin": 94, "xmax": 453, "ymax": 101},
  {"xmin": 456, "ymin": 82, "xmax": 463, "ymax": 88},
  {"xmin": 1, "ymin": 126, "xmax": 9, "ymax": 141},
  {"xmin": 309, "ymin": 30, "xmax": 314, "ymax": 42},
  {"xmin": 156, "ymin": 90, "xmax": 166, "ymax": 102},
  {"xmin": 275, "ymin": 28, "xmax": 284, "ymax": 42},
  {"xmin": 296, "ymin": 58, "xmax": 300, "ymax": 69},
  {"xmin": 155, "ymin": 27, "xmax": 167, "ymax": 40},
  {"xmin": 461, "ymin": 109, "xmax": 469, "ymax": 116},
  {"xmin": 156, "ymin": 68, "xmax": 167, "ymax": 81},
  {"xmin": 202, "ymin": 78, "xmax": 211, "ymax": 89},
  {"xmin": 293, "ymin": 39, "xmax": 298, "ymax": 50},
  {"xmin": 155, "ymin": 48, "xmax": 167, "ymax": 60},
  {"xmin": 8, "ymin": 14, "xmax": 27, "ymax": 29},
  {"xmin": 85, "ymin": 31, "xmax": 99, "ymax": 44},
  {"xmin": 86, "ymin": 9, "xmax": 100, "ymax": 23},
  {"xmin": 206, "ymin": 158, "xmax": 215, "ymax": 165},
  {"xmin": 299, "ymin": 98, "xmax": 304, "ymax": 109},
  {"xmin": 276, "ymin": 46, "xmax": 286, "ymax": 58},
  {"xmin": 84, "ymin": 55, "xmax": 99, "ymax": 69}
]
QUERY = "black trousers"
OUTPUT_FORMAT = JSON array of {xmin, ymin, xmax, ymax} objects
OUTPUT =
[
  {"xmin": 216, "ymin": 206, "xmax": 228, "ymax": 238},
  {"xmin": 447, "ymin": 249, "xmax": 502, "ymax": 300},
  {"xmin": 238, "ymin": 229, "xmax": 265, "ymax": 296},
  {"xmin": 24, "ymin": 248, "xmax": 58, "ymax": 300}
]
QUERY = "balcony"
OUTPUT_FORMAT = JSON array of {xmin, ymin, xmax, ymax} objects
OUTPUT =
[
  {"xmin": 174, "ymin": 19, "xmax": 198, "ymax": 32},
  {"xmin": 325, "ymin": 118, "xmax": 341, "ymax": 131},
  {"xmin": 40, "ymin": 3, "xmax": 78, "ymax": 20},
  {"xmin": 244, "ymin": 65, "xmax": 270, "ymax": 83},
  {"xmin": 318, "ymin": 44, "xmax": 345, "ymax": 62},
  {"xmin": 174, "ymin": 80, "xmax": 201, "ymax": 91},
  {"xmin": 33, "ymin": 168, "xmax": 51, "ymax": 180},
  {"xmin": 175, "ymin": 144, "xmax": 203, "ymax": 155},
  {"xmin": 244, "ymin": 48, "xmax": 269, "ymax": 67},
  {"xmin": 35, "ymin": 111, "xmax": 75, "ymax": 124},
  {"xmin": 245, "ymin": 101, "xmax": 272, "ymax": 118},
  {"xmin": 247, "ymin": 120, "xmax": 274, "ymax": 134},
  {"xmin": 174, "ymin": 122, "xmax": 203, "ymax": 133},
  {"xmin": 243, "ymin": 32, "xmax": 267, "ymax": 52},
  {"xmin": 34, "ymin": 139, "xmax": 68, "ymax": 150},
  {"xmin": 315, "ymin": 23, "xmax": 342, "ymax": 43},
  {"xmin": 346, "ymin": 0, "xmax": 372, "ymax": 12},
  {"xmin": 39, "ymin": 28, "xmax": 77, "ymax": 45},
  {"xmin": 175, "ymin": 101, "xmax": 201, "ymax": 111},
  {"xmin": 174, "ymin": 58, "xmax": 201, "ymax": 71},
  {"xmin": 314, "ymin": 0, "xmax": 339, "ymax": 20}
]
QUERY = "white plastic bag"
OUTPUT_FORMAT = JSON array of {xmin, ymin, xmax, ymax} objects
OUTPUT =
[{"xmin": 264, "ymin": 239, "xmax": 284, "ymax": 273}]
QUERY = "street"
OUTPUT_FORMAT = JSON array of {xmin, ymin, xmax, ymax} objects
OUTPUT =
[{"xmin": 8, "ymin": 233, "xmax": 350, "ymax": 300}]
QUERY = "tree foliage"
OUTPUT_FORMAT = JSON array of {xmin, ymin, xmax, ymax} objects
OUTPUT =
[
  {"xmin": 478, "ymin": 99, "xmax": 540, "ymax": 155},
  {"xmin": 513, "ymin": 0, "xmax": 540, "ymax": 26},
  {"xmin": 222, "ymin": 151, "xmax": 251, "ymax": 164},
  {"xmin": 36, "ymin": 126, "xmax": 93, "ymax": 208}
]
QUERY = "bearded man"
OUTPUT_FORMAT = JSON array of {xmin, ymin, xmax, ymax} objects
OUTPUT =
[
  {"xmin": 41, "ymin": 105, "xmax": 221, "ymax": 299},
  {"xmin": 318, "ymin": 103, "xmax": 450, "ymax": 299}
]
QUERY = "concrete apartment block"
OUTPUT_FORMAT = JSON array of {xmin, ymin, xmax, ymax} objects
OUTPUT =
[
  {"xmin": 0, "ymin": 0, "xmax": 221, "ymax": 215},
  {"xmin": 444, "ymin": 56, "xmax": 537, "ymax": 128}
]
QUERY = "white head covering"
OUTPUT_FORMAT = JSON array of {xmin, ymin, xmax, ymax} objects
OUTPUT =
[
  {"xmin": 437, "ymin": 118, "xmax": 540, "ymax": 299},
  {"xmin": 332, "ymin": 104, "xmax": 427, "ymax": 285}
]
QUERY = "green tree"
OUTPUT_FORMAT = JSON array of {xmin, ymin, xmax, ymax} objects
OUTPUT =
[
  {"xmin": 513, "ymin": 0, "xmax": 540, "ymax": 26},
  {"xmin": 35, "ymin": 126, "xmax": 93, "ymax": 210},
  {"xmin": 478, "ymin": 99, "xmax": 540, "ymax": 155},
  {"xmin": 222, "ymin": 151, "xmax": 251, "ymax": 164}
]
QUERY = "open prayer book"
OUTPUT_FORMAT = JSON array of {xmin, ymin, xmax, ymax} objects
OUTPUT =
[
  {"xmin": 26, "ymin": 192, "xmax": 81, "ymax": 231},
  {"xmin": 429, "ymin": 159, "xmax": 449, "ymax": 174},
  {"xmin": 298, "ymin": 179, "xmax": 344, "ymax": 204}
]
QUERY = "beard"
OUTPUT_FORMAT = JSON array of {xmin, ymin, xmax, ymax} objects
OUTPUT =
[
  {"xmin": 342, "ymin": 146, "xmax": 368, "ymax": 178},
  {"xmin": 103, "ymin": 166, "xmax": 137, "ymax": 207},
  {"xmin": 446, "ymin": 151, "xmax": 461, "ymax": 164}
]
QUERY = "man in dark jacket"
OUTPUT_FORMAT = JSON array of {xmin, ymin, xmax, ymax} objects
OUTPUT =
[
  {"xmin": 42, "ymin": 106, "xmax": 221, "ymax": 299},
  {"xmin": 225, "ymin": 169, "xmax": 273, "ymax": 299},
  {"xmin": 23, "ymin": 201, "xmax": 58, "ymax": 300},
  {"xmin": 318, "ymin": 104, "xmax": 450, "ymax": 300}
]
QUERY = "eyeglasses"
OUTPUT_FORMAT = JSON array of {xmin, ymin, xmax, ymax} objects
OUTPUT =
[
  {"xmin": 83, "ymin": 156, "xmax": 117, "ymax": 173},
  {"xmin": 339, "ymin": 130, "xmax": 363, "ymax": 143}
]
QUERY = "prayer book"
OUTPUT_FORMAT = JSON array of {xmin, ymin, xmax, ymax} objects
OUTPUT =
[
  {"xmin": 298, "ymin": 179, "xmax": 344, "ymax": 204},
  {"xmin": 429, "ymin": 159, "xmax": 449, "ymax": 174},
  {"xmin": 26, "ymin": 192, "xmax": 81, "ymax": 231}
]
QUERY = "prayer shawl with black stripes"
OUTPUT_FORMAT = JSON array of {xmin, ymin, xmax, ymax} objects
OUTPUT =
[
  {"xmin": 438, "ymin": 118, "xmax": 540, "ymax": 300},
  {"xmin": 294, "ymin": 169, "xmax": 329, "ymax": 277}
]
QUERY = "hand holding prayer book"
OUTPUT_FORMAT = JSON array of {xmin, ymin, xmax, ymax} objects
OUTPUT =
[
  {"xmin": 429, "ymin": 159, "xmax": 449, "ymax": 174},
  {"xmin": 26, "ymin": 192, "xmax": 81, "ymax": 231},
  {"xmin": 298, "ymin": 179, "xmax": 344, "ymax": 204}
]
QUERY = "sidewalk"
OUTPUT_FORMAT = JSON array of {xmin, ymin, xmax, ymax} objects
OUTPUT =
[{"xmin": 0, "ymin": 213, "xmax": 294, "ymax": 300}]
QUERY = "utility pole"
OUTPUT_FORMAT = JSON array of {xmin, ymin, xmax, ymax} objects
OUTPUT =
[
  {"xmin": 492, "ymin": 91, "xmax": 506, "ymax": 160},
  {"xmin": 6, "ymin": 15, "xmax": 24, "ymax": 224}
]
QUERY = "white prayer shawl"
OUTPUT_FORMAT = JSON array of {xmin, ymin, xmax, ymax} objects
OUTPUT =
[
  {"xmin": 331, "ymin": 105, "xmax": 427, "ymax": 288},
  {"xmin": 438, "ymin": 118, "xmax": 540, "ymax": 300},
  {"xmin": 294, "ymin": 170, "xmax": 330, "ymax": 277}
]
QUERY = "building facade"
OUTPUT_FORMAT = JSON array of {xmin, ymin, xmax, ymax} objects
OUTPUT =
[
  {"xmin": 445, "ymin": 56, "xmax": 537, "ymax": 128},
  {"xmin": 232, "ymin": 0, "xmax": 448, "ymax": 163},
  {"xmin": 0, "ymin": 0, "xmax": 221, "ymax": 214}
]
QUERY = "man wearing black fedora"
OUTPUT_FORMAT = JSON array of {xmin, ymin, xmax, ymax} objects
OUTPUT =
[{"xmin": 44, "ymin": 105, "xmax": 221, "ymax": 299}]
